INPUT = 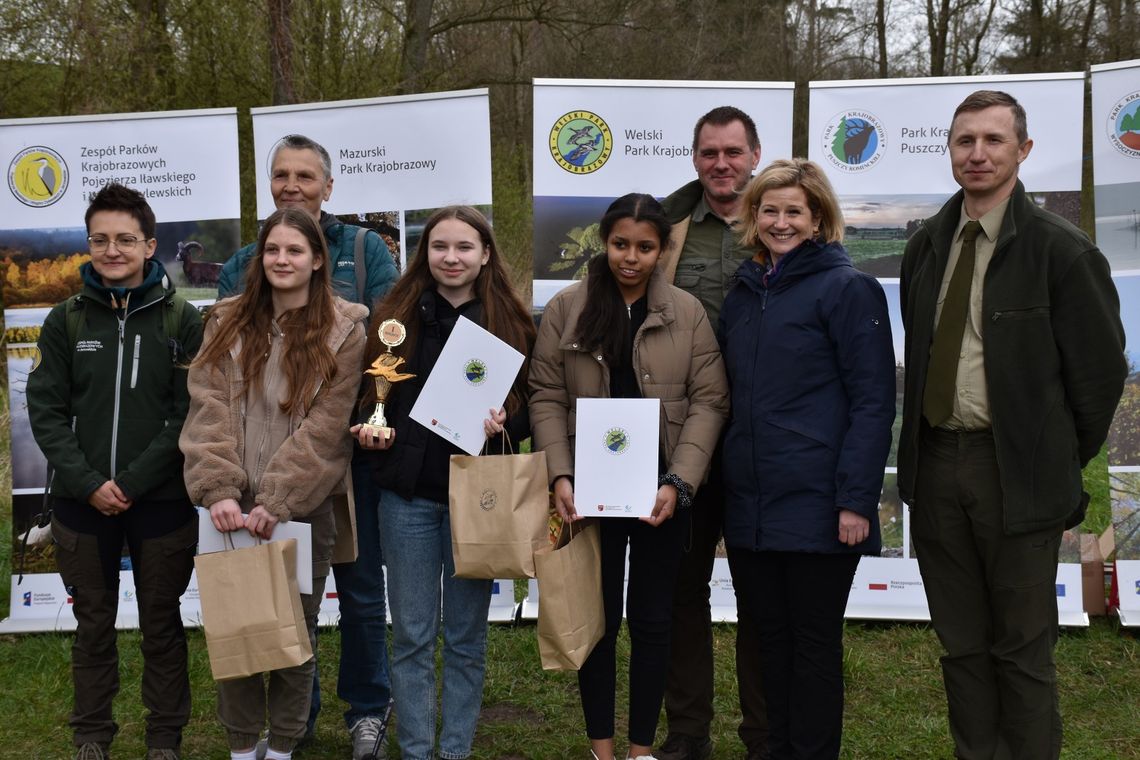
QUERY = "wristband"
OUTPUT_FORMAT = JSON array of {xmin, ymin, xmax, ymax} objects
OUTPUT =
[{"xmin": 658, "ymin": 473, "xmax": 693, "ymax": 509}]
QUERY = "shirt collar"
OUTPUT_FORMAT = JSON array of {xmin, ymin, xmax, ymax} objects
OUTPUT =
[
  {"xmin": 955, "ymin": 196, "xmax": 1010, "ymax": 243},
  {"xmin": 691, "ymin": 192, "xmax": 741, "ymax": 227}
]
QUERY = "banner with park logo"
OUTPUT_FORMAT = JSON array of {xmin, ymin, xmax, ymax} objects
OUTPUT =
[
  {"xmin": 1091, "ymin": 59, "xmax": 1140, "ymax": 273},
  {"xmin": 530, "ymin": 78, "xmax": 795, "ymax": 309},
  {"xmin": 1090, "ymin": 63, "xmax": 1140, "ymax": 626},
  {"xmin": 250, "ymin": 89, "xmax": 493, "ymax": 272},
  {"xmin": 808, "ymin": 73, "xmax": 1089, "ymax": 624},
  {"xmin": 1, "ymin": 107, "xmax": 241, "ymax": 632}
]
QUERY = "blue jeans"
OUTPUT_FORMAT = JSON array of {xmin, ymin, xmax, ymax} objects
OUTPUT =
[
  {"xmin": 378, "ymin": 489, "xmax": 493, "ymax": 760},
  {"xmin": 311, "ymin": 453, "xmax": 393, "ymax": 730}
]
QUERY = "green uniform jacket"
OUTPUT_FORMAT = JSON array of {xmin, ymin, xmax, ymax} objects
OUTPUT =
[
  {"xmin": 898, "ymin": 181, "xmax": 1127, "ymax": 534},
  {"xmin": 27, "ymin": 260, "xmax": 204, "ymax": 503}
]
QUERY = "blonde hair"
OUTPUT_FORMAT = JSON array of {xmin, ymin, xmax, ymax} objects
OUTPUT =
[{"xmin": 740, "ymin": 158, "xmax": 845, "ymax": 255}]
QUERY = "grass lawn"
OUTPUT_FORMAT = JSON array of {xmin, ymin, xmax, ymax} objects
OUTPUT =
[
  {"xmin": 1, "ymin": 367, "xmax": 1137, "ymax": 759},
  {"xmin": 0, "ymin": 618, "xmax": 1136, "ymax": 759}
]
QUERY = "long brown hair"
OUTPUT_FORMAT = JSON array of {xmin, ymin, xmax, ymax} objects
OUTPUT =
[
  {"xmin": 194, "ymin": 208, "xmax": 338, "ymax": 415},
  {"xmin": 363, "ymin": 205, "xmax": 535, "ymax": 414}
]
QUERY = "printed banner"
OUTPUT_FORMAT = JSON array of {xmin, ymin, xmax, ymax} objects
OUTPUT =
[
  {"xmin": 1091, "ymin": 59, "xmax": 1140, "ymax": 272},
  {"xmin": 251, "ymin": 89, "xmax": 492, "ymax": 270},
  {"xmin": 531, "ymin": 78, "xmax": 794, "ymax": 308},
  {"xmin": 807, "ymin": 75, "xmax": 1088, "ymax": 623},
  {"xmin": 1, "ymin": 107, "xmax": 242, "ymax": 632},
  {"xmin": 808, "ymin": 73, "xmax": 1085, "ymax": 279}
]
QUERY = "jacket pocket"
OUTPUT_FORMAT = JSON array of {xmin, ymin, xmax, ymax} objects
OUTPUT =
[
  {"xmin": 158, "ymin": 515, "xmax": 199, "ymax": 556},
  {"xmin": 763, "ymin": 413, "xmax": 835, "ymax": 450},
  {"xmin": 51, "ymin": 516, "xmax": 80, "ymax": 552},
  {"xmin": 661, "ymin": 398, "xmax": 690, "ymax": 456},
  {"xmin": 991, "ymin": 306, "xmax": 1050, "ymax": 322}
]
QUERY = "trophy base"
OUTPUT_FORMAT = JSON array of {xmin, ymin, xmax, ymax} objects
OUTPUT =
[{"xmin": 361, "ymin": 424, "xmax": 393, "ymax": 441}]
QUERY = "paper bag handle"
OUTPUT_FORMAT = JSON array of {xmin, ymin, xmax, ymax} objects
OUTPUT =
[{"xmin": 481, "ymin": 427, "xmax": 515, "ymax": 456}]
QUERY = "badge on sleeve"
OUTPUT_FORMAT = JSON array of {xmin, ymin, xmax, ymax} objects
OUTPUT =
[{"xmin": 29, "ymin": 347, "xmax": 42, "ymax": 372}]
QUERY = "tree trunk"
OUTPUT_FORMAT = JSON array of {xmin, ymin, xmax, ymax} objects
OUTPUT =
[
  {"xmin": 927, "ymin": 0, "xmax": 951, "ymax": 76},
  {"xmin": 268, "ymin": 0, "xmax": 296, "ymax": 105},
  {"xmin": 876, "ymin": 0, "xmax": 888, "ymax": 77},
  {"xmin": 398, "ymin": 0, "xmax": 435, "ymax": 94}
]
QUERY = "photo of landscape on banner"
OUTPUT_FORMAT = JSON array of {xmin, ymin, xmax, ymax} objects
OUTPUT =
[
  {"xmin": 1107, "ymin": 274, "xmax": 1140, "ymax": 467},
  {"xmin": 809, "ymin": 74, "xmax": 1085, "ymax": 278},
  {"xmin": 1091, "ymin": 60, "xmax": 1140, "ymax": 271},
  {"xmin": 531, "ymin": 79, "xmax": 794, "ymax": 309},
  {"xmin": 250, "ymin": 89, "xmax": 493, "ymax": 273},
  {"xmin": 2, "ymin": 108, "xmax": 240, "ymax": 584}
]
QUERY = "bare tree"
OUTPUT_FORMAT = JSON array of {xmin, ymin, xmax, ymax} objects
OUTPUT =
[{"xmin": 268, "ymin": 0, "xmax": 296, "ymax": 105}]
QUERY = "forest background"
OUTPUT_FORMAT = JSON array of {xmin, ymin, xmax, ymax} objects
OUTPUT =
[{"xmin": 3, "ymin": 0, "xmax": 1139, "ymax": 285}]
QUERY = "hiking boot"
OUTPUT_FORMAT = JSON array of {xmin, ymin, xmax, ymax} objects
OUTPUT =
[
  {"xmin": 350, "ymin": 715, "xmax": 386, "ymax": 760},
  {"xmin": 145, "ymin": 750, "xmax": 180, "ymax": 760},
  {"xmin": 74, "ymin": 743, "xmax": 109, "ymax": 760},
  {"xmin": 655, "ymin": 733, "xmax": 712, "ymax": 760}
]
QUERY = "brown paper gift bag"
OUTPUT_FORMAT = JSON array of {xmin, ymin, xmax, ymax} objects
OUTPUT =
[
  {"xmin": 534, "ymin": 520, "xmax": 604, "ymax": 671},
  {"xmin": 194, "ymin": 537, "xmax": 313, "ymax": 681},
  {"xmin": 449, "ymin": 445, "xmax": 550, "ymax": 579}
]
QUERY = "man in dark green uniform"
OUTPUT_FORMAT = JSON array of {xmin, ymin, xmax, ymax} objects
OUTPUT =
[
  {"xmin": 28, "ymin": 183, "xmax": 203, "ymax": 760},
  {"xmin": 899, "ymin": 90, "xmax": 1126, "ymax": 760}
]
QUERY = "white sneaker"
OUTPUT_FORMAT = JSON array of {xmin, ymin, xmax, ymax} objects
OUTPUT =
[{"xmin": 350, "ymin": 715, "xmax": 386, "ymax": 760}]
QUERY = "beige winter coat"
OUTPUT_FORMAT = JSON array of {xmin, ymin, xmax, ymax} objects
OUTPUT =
[
  {"xmin": 528, "ymin": 270, "xmax": 729, "ymax": 493},
  {"xmin": 180, "ymin": 296, "xmax": 368, "ymax": 522}
]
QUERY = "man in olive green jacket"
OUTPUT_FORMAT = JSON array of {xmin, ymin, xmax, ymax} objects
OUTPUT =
[
  {"xmin": 656, "ymin": 106, "xmax": 768, "ymax": 760},
  {"xmin": 899, "ymin": 91, "xmax": 1125, "ymax": 760}
]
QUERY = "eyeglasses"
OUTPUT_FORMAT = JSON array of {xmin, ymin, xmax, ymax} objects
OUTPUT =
[{"xmin": 87, "ymin": 235, "xmax": 149, "ymax": 253}]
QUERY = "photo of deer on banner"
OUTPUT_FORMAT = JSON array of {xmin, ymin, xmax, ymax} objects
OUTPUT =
[
  {"xmin": 0, "ymin": 107, "xmax": 241, "ymax": 633},
  {"xmin": 809, "ymin": 74, "xmax": 1086, "ymax": 279}
]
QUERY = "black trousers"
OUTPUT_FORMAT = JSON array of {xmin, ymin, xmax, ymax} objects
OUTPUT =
[
  {"xmin": 53, "ymin": 498, "xmax": 196, "ymax": 750},
  {"xmin": 912, "ymin": 426, "xmax": 1062, "ymax": 760},
  {"xmin": 727, "ymin": 548, "xmax": 859, "ymax": 760},
  {"xmin": 579, "ymin": 514, "xmax": 684, "ymax": 746},
  {"xmin": 663, "ymin": 460, "xmax": 767, "ymax": 752}
]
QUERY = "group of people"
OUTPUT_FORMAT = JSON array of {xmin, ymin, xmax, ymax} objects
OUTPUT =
[{"xmin": 26, "ymin": 89, "xmax": 1126, "ymax": 760}]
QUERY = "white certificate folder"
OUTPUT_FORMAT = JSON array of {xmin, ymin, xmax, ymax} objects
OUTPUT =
[
  {"xmin": 196, "ymin": 508, "xmax": 313, "ymax": 594},
  {"xmin": 409, "ymin": 316, "xmax": 525, "ymax": 456},
  {"xmin": 573, "ymin": 398, "xmax": 660, "ymax": 518}
]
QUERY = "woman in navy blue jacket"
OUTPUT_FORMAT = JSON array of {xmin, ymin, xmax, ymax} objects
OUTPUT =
[{"xmin": 719, "ymin": 159, "xmax": 895, "ymax": 760}]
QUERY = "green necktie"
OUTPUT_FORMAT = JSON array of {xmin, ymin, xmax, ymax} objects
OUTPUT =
[{"xmin": 923, "ymin": 220, "xmax": 983, "ymax": 428}]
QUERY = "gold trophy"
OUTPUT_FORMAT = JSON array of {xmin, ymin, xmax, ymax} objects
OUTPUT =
[{"xmin": 362, "ymin": 319, "xmax": 415, "ymax": 440}]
